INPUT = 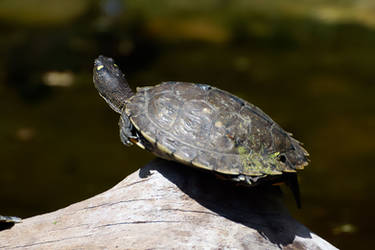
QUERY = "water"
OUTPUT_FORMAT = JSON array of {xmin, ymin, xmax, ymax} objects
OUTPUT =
[{"xmin": 1, "ymin": 1, "xmax": 374, "ymax": 249}]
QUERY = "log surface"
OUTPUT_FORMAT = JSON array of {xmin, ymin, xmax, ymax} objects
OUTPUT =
[{"xmin": 0, "ymin": 159, "xmax": 337, "ymax": 249}]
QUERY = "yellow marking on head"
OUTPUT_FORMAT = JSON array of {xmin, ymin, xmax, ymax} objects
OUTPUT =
[
  {"xmin": 114, "ymin": 63, "xmax": 118, "ymax": 67},
  {"xmin": 97, "ymin": 65, "xmax": 104, "ymax": 71}
]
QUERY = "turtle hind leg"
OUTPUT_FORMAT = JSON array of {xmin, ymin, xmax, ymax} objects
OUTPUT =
[{"xmin": 284, "ymin": 173, "xmax": 302, "ymax": 209}]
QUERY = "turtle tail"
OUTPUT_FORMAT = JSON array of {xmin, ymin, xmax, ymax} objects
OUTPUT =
[{"xmin": 284, "ymin": 173, "xmax": 301, "ymax": 209}]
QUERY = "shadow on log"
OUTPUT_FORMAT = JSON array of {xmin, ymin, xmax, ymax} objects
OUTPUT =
[{"xmin": 0, "ymin": 159, "xmax": 337, "ymax": 249}]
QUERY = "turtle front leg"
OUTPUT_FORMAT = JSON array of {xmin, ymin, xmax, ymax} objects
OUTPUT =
[
  {"xmin": 119, "ymin": 115, "xmax": 137, "ymax": 146},
  {"xmin": 119, "ymin": 115, "xmax": 146, "ymax": 149}
]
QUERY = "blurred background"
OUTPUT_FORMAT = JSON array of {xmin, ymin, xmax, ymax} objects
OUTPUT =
[{"xmin": 0, "ymin": 0, "xmax": 374, "ymax": 248}]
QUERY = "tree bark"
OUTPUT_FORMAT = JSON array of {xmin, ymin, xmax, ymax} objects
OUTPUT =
[{"xmin": 0, "ymin": 159, "xmax": 337, "ymax": 249}]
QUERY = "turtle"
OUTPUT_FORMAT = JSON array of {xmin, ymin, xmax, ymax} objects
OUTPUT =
[{"xmin": 93, "ymin": 55, "xmax": 309, "ymax": 207}]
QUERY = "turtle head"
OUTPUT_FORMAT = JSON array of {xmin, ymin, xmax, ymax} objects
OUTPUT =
[{"xmin": 93, "ymin": 55, "xmax": 134, "ymax": 114}]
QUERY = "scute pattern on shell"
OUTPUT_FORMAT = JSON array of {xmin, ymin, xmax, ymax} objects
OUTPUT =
[{"xmin": 125, "ymin": 82, "xmax": 309, "ymax": 177}]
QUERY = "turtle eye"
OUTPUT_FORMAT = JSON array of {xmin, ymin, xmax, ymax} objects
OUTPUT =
[{"xmin": 96, "ymin": 65, "xmax": 104, "ymax": 71}]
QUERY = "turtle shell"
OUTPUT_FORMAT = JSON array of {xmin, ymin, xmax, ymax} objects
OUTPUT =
[{"xmin": 124, "ymin": 82, "xmax": 309, "ymax": 180}]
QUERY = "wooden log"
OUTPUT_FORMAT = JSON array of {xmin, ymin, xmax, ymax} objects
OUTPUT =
[{"xmin": 0, "ymin": 159, "xmax": 337, "ymax": 249}]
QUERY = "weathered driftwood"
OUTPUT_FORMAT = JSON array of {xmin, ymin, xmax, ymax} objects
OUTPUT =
[{"xmin": 0, "ymin": 159, "xmax": 337, "ymax": 249}]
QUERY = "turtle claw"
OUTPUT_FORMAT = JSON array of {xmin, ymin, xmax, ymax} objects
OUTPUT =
[{"xmin": 120, "ymin": 133, "xmax": 134, "ymax": 147}]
